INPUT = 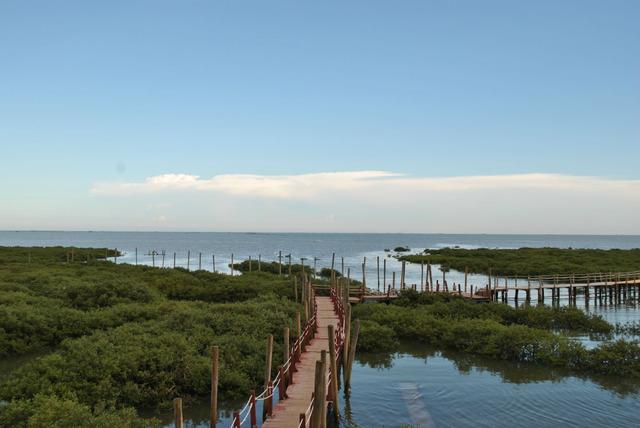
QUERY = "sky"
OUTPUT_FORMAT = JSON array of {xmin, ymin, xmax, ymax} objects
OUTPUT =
[{"xmin": 1, "ymin": 0, "xmax": 639, "ymax": 233}]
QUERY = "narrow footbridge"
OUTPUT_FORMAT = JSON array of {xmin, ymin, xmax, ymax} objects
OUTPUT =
[
  {"xmin": 226, "ymin": 286, "xmax": 350, "ymax": 428},
  {"xmin": 315, "ymin": 269, "xmax": 640, "ymax": 305}
]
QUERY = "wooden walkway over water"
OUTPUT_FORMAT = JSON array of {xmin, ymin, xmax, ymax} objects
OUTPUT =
[
  {"xmin": 327, "ymin": 270, "xmax": 640, "ymax": 305},
  {"xmin": 263, "ymin": 296, "xmax": 340, "ymax": 427},
  {"xmin": 215, "ymin": 284, "xmax": 350, "ymax": 428}
]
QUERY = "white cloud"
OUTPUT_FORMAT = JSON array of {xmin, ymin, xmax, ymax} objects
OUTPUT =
[
  {"xmin": 91, "ymin": 171, "xmax": 399, "ymax": 198},
  {"xmin": 92, "ymin": 171, "xmax": 640, "ymax": 198},
  {"xmin": 87, "ymin": 171, "xmax": 640, "ymax": 233}
]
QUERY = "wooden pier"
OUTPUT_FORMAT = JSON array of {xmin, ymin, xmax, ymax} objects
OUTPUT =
[
  {"xmin": 316, "ymin": 270, "xmax": 640, "ymax": 305},
  {"xmin": 199, "ymin": 283, "xmax": 354, "ymax": 428}
]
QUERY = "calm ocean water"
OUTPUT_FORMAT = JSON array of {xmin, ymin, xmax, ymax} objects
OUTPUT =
[{"xmin": 2, "ymin": 231, "xmax": 639, "ymax": 427}]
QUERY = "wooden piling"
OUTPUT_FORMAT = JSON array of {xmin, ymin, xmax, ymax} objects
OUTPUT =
[
  {"xmin": 383, "ymin": 259, "xmax": 387, "ymax": 291},
  {"xmin": 464, "ymin": 267, "xmax": 468, "ymax": 293},
  {"xmin": 284, "ymin": 327, "xmax": 290, "ymax": 383},
  {"xmin": 345, "ymin": 319, "xmax": 360, "ymax": 390},
  {"xmin": 377, "ymin": 256, "xmax": 380, "ymax": 292},
  {"xmin": 174, "ymin": 398, "xmax": 184, "ymax": 428},
  {"xmin": 187, "ymin": 250, "xmax": 190, "ymax": 271},
  {"xmin": 210, "ymin": 346, "xmax": 219, "ymax": 427},
  {"xmin": 328, "ymin": 325, "xmax": 340, "ymax": 416},
  {"xmin": 312, "ymin": 361, "xmax": 323, "ymax": 428},
  {"xmin": 250, "ymin": 391, "xmax": 257, "ymax": 427},
  {"xmin": 265, "ymin": 334, "xmax": 273, "ymax": 387},
  {"xmin": 343, "ymin": 305, "xmax": 351, "ymax": 374},
  {"xmin": 320, "ymin": 350, "xmax": 327, "ymax": 428}
]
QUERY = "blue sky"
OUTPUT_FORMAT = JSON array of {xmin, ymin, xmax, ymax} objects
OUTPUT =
[{"xmin": 1, "ymin": 1, "xmax": 639, "ymax": 232}]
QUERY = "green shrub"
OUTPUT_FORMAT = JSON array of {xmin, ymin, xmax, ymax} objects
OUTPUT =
[{"xmin": 357, "ymin": 320, "xmax": 398, "ymax": 352}]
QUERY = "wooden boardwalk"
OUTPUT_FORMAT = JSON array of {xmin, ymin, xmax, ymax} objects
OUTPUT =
[{"xmin": 263, "ymin": 296, "xmax": 340, "ymax": 428}]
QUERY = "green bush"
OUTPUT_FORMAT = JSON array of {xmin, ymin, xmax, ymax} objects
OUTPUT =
[
  {"xmin": 400, "ymin": 247, "xmax": 640, "ymax": 276},
  {"xmin": 0, "ymin": 394, "xmax": 155, "ymax": 428},
  {"xmin": 357, "ymin": 320, "xmax": 398, "ymax": 352}
]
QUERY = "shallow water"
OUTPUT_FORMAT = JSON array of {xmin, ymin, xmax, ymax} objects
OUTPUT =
[{"xmin": 346, "ymin": 344, "xmax": 640, "ymax": 428}]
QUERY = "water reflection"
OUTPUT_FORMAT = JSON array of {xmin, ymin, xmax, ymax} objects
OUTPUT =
[{"xmin": 345, "ymin": 342, "xmax": 640, "ymax": 427}]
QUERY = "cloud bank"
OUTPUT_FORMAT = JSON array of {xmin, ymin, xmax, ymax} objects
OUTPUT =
[{"xmin": 89, "ymin": 171, "xmax": 640, "ymax": 234}]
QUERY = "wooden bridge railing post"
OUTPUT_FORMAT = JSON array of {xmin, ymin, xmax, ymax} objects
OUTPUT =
[
  {"xmin": 312, "ymin": 361, "xmax": 323, "ymax": 428},
  {"xmin": 328, "ymin": 325, "xmax": 339, "ymax": 416},
  {"xmin": 284, "ymin": 327, "xmax": 290, "ymax": 385},
  {"xmin": 265, "ymin": 335, "xmax": 273, "ymax": 388},
  {"xmin": 250, "ymin": 390, "xmax": 257, "ymax": 428},
  {"xmin": 266, "ymin": 380, "xmax": 274, "ymax": 419},
  {"xmin": 233, "ymin": 410, "xmax": 240, "ymax": 428},
  {"xmin": 278, "ymin": 365, "xmax": 286, "ymax": 400}
]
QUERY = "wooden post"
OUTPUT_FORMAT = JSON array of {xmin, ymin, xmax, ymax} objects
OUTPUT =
[
  {"xmin": 400, "ymin": 261, "xmax": 406, "ymax": 288},
  {"xmin": 284, "ymin": 327, "xmax": 290, "ymax": 383},
  {"xmin": 421, "ymin": 262, "xmax": 425, "ymax": 292},
  {"xmin": 135, "ymin": 247, "xmax": 137, "ymax": 265},
  {"xmin": 250, "ymin": 391, "xmax": 257, "ymax": 427},
  {"xmin": 377, "ymin": 256, "xmax": 381, "ymax": 292},
  {"xmin": 343, "ymin": 305, "xmax": 351, "ymax": 374},
  {"xmin": 320, "ymin": 350, "xmax": 327, "ymax": 428},
  {"xmin": 174, "ymin": 398, "xmax": 184, "ymax": 428},
  {"xmin": 312, "ymin": 361, "xmax": 323, "ymax": 428},
  {"xmin": 212, "ymin": 254, "xmax": 216, "ymax": 272},
  {"xmin": 383, "ymin": 258, "xmax": 387, "ymax": 290},
  {"xmin": 173, "ymin": 252, "xmax": 176, "ymax": 269},
  {"xmin": 265, "ymin": 334, "xmax": 273, "ymax": 387},
  {"xmin": 266, "ymin": 380, "xmax": 274, "ymax": 419},
  {"xmin": 233, "ymin": 410, "xmax": 241, "ymax": 428},
  {"xmin": 328, "ymin": 325, "xmax": 339, "ymax": 415},
  {"xmin": 210, "ymin": 346, "xmax": 219, "ymax": 427},
  {"xmin": 361, "ymin": 261, "xmax": 366, "ymax": 301},
  {"xmin": 294, "ymin": 276, "xmax": 298, "ymax": 303},
  {"xmin": 279, "ymin": 251, "xmax": 282, "ymax": 276},
  {"xmin": 198, "ymin": 252, "xmax": 202, "ymax": 270},
  {"xmin": 392, "ymin": 271, "xmax": 396, "ymax": 290},
  {"xmin": 258, "ymin": 254, "xmax": 261, "ymax": 271},
  {"xmin": 231, "ymin": 253, "xmax": 234, "ymax": 276},
  {"xmin": 428, "ymin": 261, "xmax": 433, "ymax": 291},
  {"xmin": 345, "ymin": 319, "xmax": 360, "ymax": 390},
  {"xmin": 464, "ymin": 267, "xmax": 468, "ymax": 292},
  {"xmin": 278, "ymin": 365, "xmax": 286, "ymax": 400}
]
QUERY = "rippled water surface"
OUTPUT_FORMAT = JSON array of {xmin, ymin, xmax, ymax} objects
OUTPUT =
[{"xmin": 346, "ymin": 345, "xmax": 640, "ymax": 428}]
